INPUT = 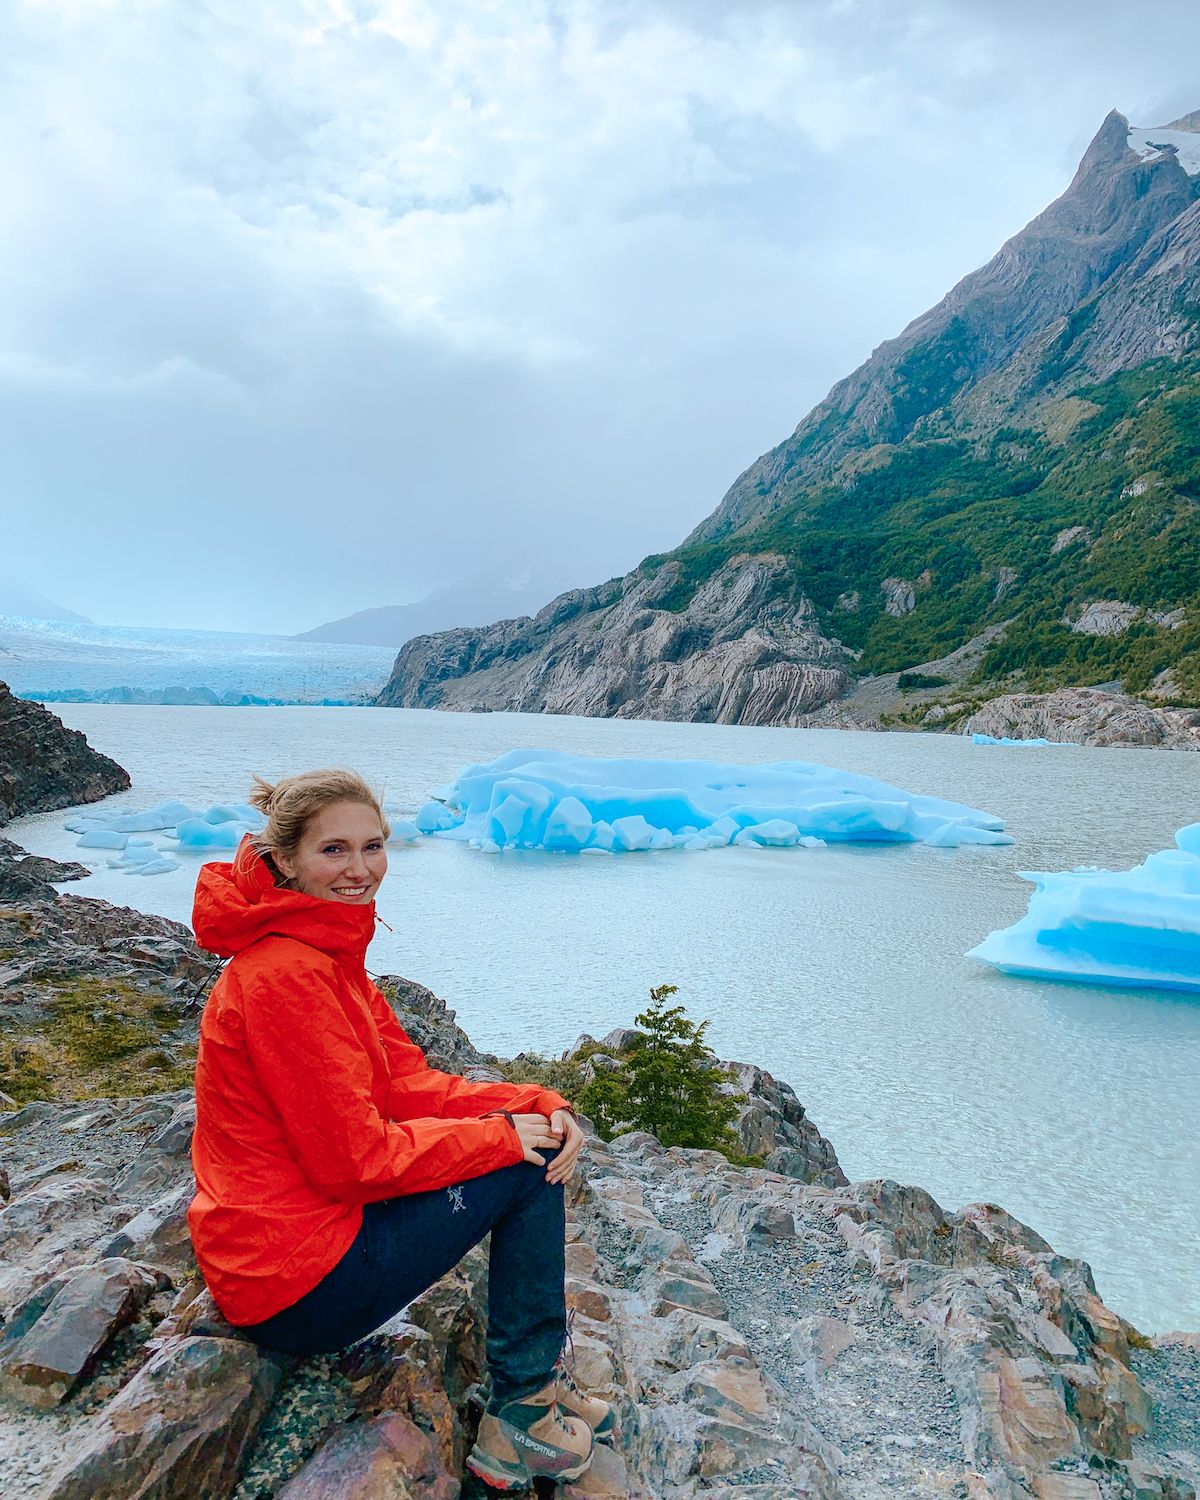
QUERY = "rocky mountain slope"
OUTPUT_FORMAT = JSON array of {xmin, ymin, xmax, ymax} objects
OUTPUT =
[
  {"xmin": 378, "ymin": 110, "xmax": 1200, "ymax": 732},
  {"xmin": 0, "ymin": 684, "xmax": 129, "ymax": 824},
  {"xmin": 0, "ymin": 860, "xmax": 1197, "ymax": 1497}
]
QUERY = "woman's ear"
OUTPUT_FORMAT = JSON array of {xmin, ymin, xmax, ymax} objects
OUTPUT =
[{"xmin": 274, "ymin": 850, "xmax": 296, "ymax": 880}]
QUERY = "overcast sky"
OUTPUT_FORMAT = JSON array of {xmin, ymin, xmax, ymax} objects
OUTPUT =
[{"xmin": 3, "ymin": 0, "xmax": 1199, "ymax": 635}]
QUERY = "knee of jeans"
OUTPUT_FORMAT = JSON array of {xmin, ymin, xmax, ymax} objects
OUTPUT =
[{"xmin": 516, "ymin": 1146, "xmax": 566, "ymax": 1189}]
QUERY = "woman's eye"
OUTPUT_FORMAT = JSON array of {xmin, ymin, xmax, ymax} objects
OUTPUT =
[{"xmin": 323, "ymin": 845, "xmax": 342, "ymax": 855}]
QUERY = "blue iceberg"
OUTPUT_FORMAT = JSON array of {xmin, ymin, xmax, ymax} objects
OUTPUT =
[
  {"xmin": 971, "ymin": 733, "xmax": 1077, "ymax": 748},
  {"xmin": 968, "ymin": 824, "xmax": 1200, "ymax": 993},
  {"xmin": 68, "ymin": 798, "xmax": 265, "ymax": 870},
  {"xmin": 174, "ymin": 817, "xmax": 254, "ymax": 850},
  {"xmin": 107, "ymin": 800, "xmax": 199, "ymax": 832},
  {"xmin": 76, "ymin": 829, "xmax": 130, "ymax": 850},
  {"xmin": 420, "ymin": 749, "xmax": 1013, "ymax": 854}
]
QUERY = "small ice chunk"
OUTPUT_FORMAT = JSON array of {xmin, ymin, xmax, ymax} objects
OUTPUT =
[
  {"xmin": 64, "ymin": 815, "xmax": 109, "ymax": 833},
  {"xmin": 107, "ymin": 843, "xmax": 162, "ymax": 866},
  {"xmin": 544, "ymin": 796, "xmax": 595, "ymax": 852},
  {"xmin": 971, "ymin": 732, "xmax": 1075, "ymax": 748},
  {"xmin": 127, "ymin": 857, "xmax": 180, "ymax": 875},
  {"xmin": 388, "ymin": 818, "xmax": 422, "ymax": 843},
  {"xmin": 415, "ymin": 800, "xmax": 461, "ymax": 834},
  {"xmin": 735, "ymin": 819, "xmax": 804, "ymax": 848},
  {"xmin": 175, "ymin": 818, "xmax": 250, "ymax": 850},
  {"xmin": 77, "ymin": 830, "xmax": 129, "ymax": 850},
  {"xmin": 109, "ymin": 801, "xmax": 198, "ymax": 832},
  {"xmin": 203, "ymin": 804, "xmax": 248, "ymax": 825},
  {"xmin": 610, "ymin": 815, "xmax": 657, "ymax": 852}
]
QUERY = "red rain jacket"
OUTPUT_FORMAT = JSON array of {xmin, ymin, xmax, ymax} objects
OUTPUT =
[{"xmin": 189, "ymin": 836, "xmax": 570, "ymax": 1326}]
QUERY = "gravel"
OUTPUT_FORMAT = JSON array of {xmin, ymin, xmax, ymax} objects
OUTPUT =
[{"xmin": 640, "ymin": 1174, "xmax": 968, "ymax": 1500}]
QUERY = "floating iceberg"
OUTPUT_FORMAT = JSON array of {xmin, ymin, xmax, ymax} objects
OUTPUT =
[
  {"xmin": 968, "ymin": 824, "xmax": 1200, "ymax": 993},
  {"xmin": 971, "ymin": 733, "xmax": 1076, "ymax": 748},
  {"xmin": 174, "ymin": 818, "xmax": 254, "ymax": 850},
  {"xmin": 108, "ymin": 800, "xmax": 199, "ymax": 831},
  {"xmin": 421, "ymin": 749, "xmax": 1013, "ymax": 854},
  {"xmin": 68, "ymin": 798, "xmax": 265, "ymax": 871},
  {"xmin": 107, "ymin": 841, "xmax": 180, "ymax": 875},
  {"xmin": 77, "ymin": 829, "xmax": 130, "ymax": 850}
]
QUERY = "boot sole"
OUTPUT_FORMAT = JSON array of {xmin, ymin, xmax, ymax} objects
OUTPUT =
[{"xmin": 465, "ymin": 1447, "xmax": 593, "ymax": 1488}]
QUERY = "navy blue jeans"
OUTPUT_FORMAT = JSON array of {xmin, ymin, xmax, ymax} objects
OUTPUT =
[{"xmin": 242, "ymin": 1152, "xmax": 567, "ymax": 1403}]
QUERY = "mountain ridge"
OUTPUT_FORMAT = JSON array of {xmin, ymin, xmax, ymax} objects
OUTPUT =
[{"xmin": 377, "ymin": 108, "xmax": 1200, "ymax": 732}]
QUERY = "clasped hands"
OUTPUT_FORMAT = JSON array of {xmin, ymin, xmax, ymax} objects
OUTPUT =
[{"xmin": 512, "ymin": 1109, "xmax": 584, "ymax": 1184}]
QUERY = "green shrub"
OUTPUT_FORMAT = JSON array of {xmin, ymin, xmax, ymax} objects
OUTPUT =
[
  {"xmin": 501, "ymin": 985, "xmax": 750, "ymax": 1158},
  {"xmin": 897, "ymin": 672, "xmax": 951, "ymax": 691}
]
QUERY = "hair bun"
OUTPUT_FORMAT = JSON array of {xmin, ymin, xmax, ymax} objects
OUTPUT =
[{"xmin": 247, "ymin": 774, "xmax": 279, "ymax": 815}]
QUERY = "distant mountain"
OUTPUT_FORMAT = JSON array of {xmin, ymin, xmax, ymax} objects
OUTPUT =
[
  {"xmin": 0, "ymin": 577, "xmax": 91, "ymax": 623},
  {"xmin": 297, "ymin": 562, "xmax": 571, "ymax": 647},
  {"xmin": 378, "ymin": 108, "xmax": 1200, "ymax": 727}
]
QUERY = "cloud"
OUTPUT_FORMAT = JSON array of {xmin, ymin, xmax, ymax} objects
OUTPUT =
[{"xmin": 2, "ymin": 0, "xmax": 1199, "ymax": 630}]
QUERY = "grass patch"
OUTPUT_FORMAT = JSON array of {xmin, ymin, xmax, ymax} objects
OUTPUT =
[{"xmin": 0, "ymin": 978, "xmax": 197, "ymax": 1103}]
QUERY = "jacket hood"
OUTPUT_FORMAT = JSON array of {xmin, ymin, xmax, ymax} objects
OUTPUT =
[{"xmin": 192, "ymin": 835, "xmax": 377, "ymax": 968}]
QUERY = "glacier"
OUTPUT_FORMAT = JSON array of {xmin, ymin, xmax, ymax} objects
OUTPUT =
[
  {"xmin": 0, "ymin": 614, "xmax": 394, "ymax": 705},
  {"xmin": 968, "ymin": 824, "xmax": 1200, "ymax": 994},
  {"xmin": 415, "ymin": 749, "xmax": 1013, "ymax": 854}
]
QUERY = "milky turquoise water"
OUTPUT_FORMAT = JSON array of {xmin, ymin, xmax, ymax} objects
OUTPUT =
[{"xmin": 12, "ymin": 704, "xmax": 1200, "ymax": 1334}]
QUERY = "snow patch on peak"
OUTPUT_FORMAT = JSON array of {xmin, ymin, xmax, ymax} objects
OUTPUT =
[{"xmin": 1127, "ymin": 124, "xmax": 1200, "ymax": 177}]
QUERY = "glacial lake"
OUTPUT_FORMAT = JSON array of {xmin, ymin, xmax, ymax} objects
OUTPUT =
[{"xmin": 12, "ymin": 704, "xmax": 1200, "ymax": 1335}]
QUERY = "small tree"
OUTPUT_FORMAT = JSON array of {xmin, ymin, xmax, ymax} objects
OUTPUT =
[
  {"xmin": 585, "ymin": 983, "xmax": 741, "ymax": 1152},
  {"xmin": 575, "ymin": 1062, "xmax": 628, "ymax": 1142}
]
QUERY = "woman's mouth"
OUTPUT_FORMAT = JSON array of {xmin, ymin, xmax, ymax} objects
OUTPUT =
[{"xmin": 332, "ymin": 884, "xmax": 370, "ymax": 897}]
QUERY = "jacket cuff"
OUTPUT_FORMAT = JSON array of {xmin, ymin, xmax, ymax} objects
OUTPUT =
[{"xmin": 481, "ymin": 1110, "xmax": 525, "ymax": 1161}]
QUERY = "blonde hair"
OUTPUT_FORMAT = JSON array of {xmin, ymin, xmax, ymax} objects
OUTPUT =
[{"xmin": 249, "ymin": 768, "xmax": 390, "ymax": 881}]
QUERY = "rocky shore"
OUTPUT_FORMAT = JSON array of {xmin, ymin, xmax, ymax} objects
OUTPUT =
[
  {"xmin": 1, "ymin": 845, "xmax": 1197, "ymax": 1499},
  {"xmin": 959, "ymin": 690, "xmax": 1200, "ymax": 751},
  {"xmin": 0, "ymin": 682, "xmax": 130, "ymax": 825}
]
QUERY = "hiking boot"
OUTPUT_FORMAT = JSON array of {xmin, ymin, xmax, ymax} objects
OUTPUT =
[
  {"xmin": 465, "ymin": 1378, "xmax": 593, "ymax": 1490},
  {"xmin": 556, "ymin": 1364, "xmax": 616, "ymax": 1441}
]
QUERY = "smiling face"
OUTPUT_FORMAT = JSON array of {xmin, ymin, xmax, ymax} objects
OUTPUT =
[{"xmin": 274, "ymin": 799, "xmax": 388, "ymax": 905}]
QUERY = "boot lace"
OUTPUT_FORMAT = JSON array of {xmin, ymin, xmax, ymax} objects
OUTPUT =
[{"xmin": 554, "ymin": 1307, "xmax": 584, "ymax": 1397}]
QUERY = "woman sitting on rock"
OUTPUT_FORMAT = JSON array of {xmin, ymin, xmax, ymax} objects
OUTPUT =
[{"xmin": 189, "ymin": 767, "xmax": 609, "ymax": 1489}]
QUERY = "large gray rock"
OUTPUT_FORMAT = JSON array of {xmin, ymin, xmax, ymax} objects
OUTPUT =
[
  {"xmin": 0, "ymin": 682, "xmax": 129, "ymax": 824},
  {"xmin": 113, "ymin": 1100, "xmax": 196, "ymax": 1200},
  {"xmin": 40, "ymin": 1335, "xmax": 282, "ymax": 1500},
  {"xmin": 0, "ymin": 1174, "xmax": 122, "ymax": 1314},
  {"xmin": 720, "ymin": 1059, "xmax": 847, "ymax": 1186},
  {"xmin": 963, "ymin": 687, "xmax": 1200, "ymax": 749},
  {"xmin": 0, "ymin": 1256, "xmax": 164, "ymax": 1407},
  {"xmin": 100, "ymin": 1180, "xmax": 196, "ymax": 1277},
  {"xmin": 376, "ymin": 974, "xmax": 484, "ymax": 1071},
  {"xmin": 275, "ymin": 1411, "xmax": 458, "ymax": 1500}
]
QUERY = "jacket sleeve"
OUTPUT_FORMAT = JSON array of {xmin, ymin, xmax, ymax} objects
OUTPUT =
[
  {"xmin": 240, "ymin": 965, "xmax": 525, "ymax": 1205},
  {"xmin": 367, "ymin": 988, "xmax": 572, "ymax": 1123}
]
